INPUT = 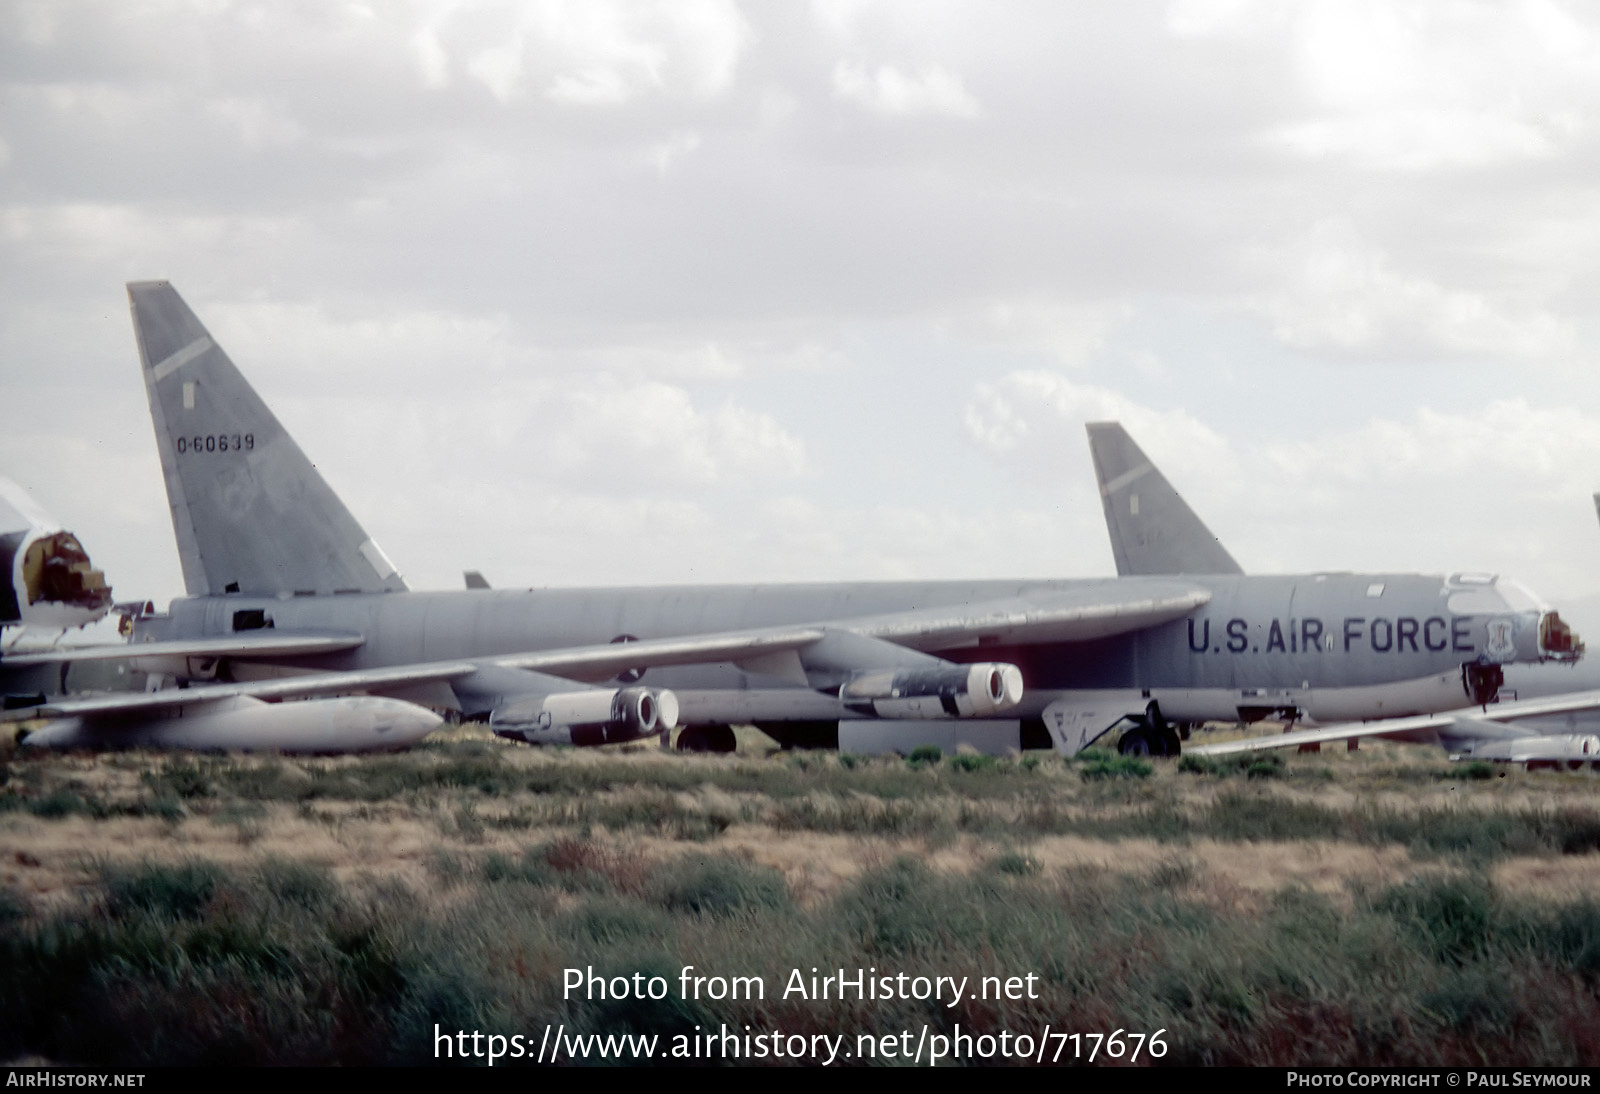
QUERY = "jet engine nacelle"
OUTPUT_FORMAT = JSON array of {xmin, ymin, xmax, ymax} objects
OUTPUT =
[
  {"xmin": 1465, "ymin": 734, "xmax": 1600, "ymax": 764},
  {"xmin": 841, "ymin": 662, "xmax": 1024, "ymax": 719},
  {"xmin": 19, "ymin": 695, "xmax": 440, "ymax": 752},
  {"xmin": 491, "ymin": 686, "xmax": 680, "ymax": 746}
]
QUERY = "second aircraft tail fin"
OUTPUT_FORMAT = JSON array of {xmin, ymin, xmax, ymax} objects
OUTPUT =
[
  {"xmin": 128, "ymin": 281, "xmax": 407, "ymax": 598},
  {"xmin": 1086, "ymin": 421, "xmax": 1243, "ymax": 576}
]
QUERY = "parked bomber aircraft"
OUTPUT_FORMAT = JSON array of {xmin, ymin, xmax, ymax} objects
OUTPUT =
[
  {"xmin": 0, "ymin": 283, "xmax": 1583, "ymax": 755},
  {"xmin": 1086, "ymin": 421, "xmax": 1600, "ymax": 765}
]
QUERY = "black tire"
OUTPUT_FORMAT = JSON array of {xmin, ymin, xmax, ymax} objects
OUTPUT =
[
  {"xmin": 677, "ymin": 725, "xmax": 738, "ymax": 754},
  {"xmin": 1118, "ymin": 728, "xmax": 1152, "ymax": 756},
  {"xmin": 1118, "ymin": 724, "xmax": 1181, "ymax": 757}
]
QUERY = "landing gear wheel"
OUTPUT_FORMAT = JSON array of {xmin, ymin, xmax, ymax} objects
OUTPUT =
[
  {"xmin": 1118, "ymin": 729, "xmax": 1153, "ymax": 756},
  {"xmin": 1116, "ymin": 720, "xmax": 1182, "ymax": 757},
  {"xmin": 1141, "ymin": 701, "xmax": 1182, "ymax": 757},
  {"xmin": 676, "ymin": 725, "xmax": 737, "ymax": 754}
]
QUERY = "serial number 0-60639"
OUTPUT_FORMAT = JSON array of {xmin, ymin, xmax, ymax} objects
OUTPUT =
[{"xmin": 176, "ymin": 434, "xmax": 254, "ymax": 454}]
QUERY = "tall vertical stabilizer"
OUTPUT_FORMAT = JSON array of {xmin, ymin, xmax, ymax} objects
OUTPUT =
[
  {"xmin": 128, "ymin": 281, "xmax": 407, "ymax": 597},
  {"xmin": 1086, "ymin": 421, "xmax": 1242, "ymax": 576}
]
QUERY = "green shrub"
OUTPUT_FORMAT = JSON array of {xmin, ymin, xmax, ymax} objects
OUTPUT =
[
  {"xmin": 1079, "ymin": 754, "xmax": 1152, "ymax": 781},
  {"xmin": 656, "ymin": 856, "xmax": 790, "ymax": 918},
  {"xmin": 991, "ymin": 851, "xmax": 1039, "ymax": 877},
  {"xmin": 1377, "ymin": 876, "xmax": 1493, "ymax": 965},
  {"xmin": 104, "ymin": 861, "xmax": 229, "ymax": 921},
  {"xmin": 948, "ymin": 753, "xmax": 997, "ymax": 774}
]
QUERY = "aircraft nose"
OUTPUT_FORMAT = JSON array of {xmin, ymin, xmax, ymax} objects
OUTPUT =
[{"xmin": 1540, "ymin": 611, "xmax": 1583, "ymax": 663}]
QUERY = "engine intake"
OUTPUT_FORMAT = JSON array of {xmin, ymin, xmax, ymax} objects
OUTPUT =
[
  {"xmin": 841, "ymin": 662, "xmax": 1023, "ymax": 719},
  {"xmin": 491, "ymin": 686, "xmax": 680, "ymax": 746}
]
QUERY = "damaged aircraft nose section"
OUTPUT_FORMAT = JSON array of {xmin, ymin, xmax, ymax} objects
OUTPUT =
[
  {"xmin": 0, "ymin": 479, "xmax": 112, "ymax": 630},
  {"xmin": 23, "ymin": 531, "xmax": 110, "ymax": 615},
  {"xmin": 1539, "ymin": 611, "xmax": 1582, "ymax": 663},
  {"xmin": 1445, "ymin": 574, "xmax": 1583, "ymax": 667}
]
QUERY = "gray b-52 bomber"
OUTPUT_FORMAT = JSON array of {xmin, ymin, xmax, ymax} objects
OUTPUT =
[
  {"xmin": 0, "ymin": 282, "xmax": 1582, "ymax": 754},
  {"xmin": 1087, "ymin": 421, "xmax": 1600, "ymax": 765}
]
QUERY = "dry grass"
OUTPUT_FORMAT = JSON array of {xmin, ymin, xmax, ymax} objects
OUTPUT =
[
  {"xmin": 5, "ymin": 730, "xmax": 1599, "ymax": 908},
  {"xmin": 7, "ymin": 730, "xmax": 1600, "ymax": 1065}
]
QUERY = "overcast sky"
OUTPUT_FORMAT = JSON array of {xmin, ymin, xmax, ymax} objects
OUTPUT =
[{"xmin": 7, "ymin": 0, "xmax": 1600, "ymax": 632}]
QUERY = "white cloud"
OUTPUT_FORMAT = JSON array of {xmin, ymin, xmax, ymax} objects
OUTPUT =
[
  {"xmin": 965, "ymin": 371, "xmax": 1228, "ymax": 464},
  {"xmin": 960, "ymin": 297, "xmax": 1132, "ymax": 368},
  {"xmin": 1284, "ymin": 0, "xmax": 1599, "ymax": 169},
  {"xmin": 417, "ymin": 0, "xmax": 752, "ymax": 106},
  {"xmin": 1251, "ymin": 223, "xmax": 1575, "ymax": 360},
  {"xmin": 831, "ymin": 60, "xmax": 980, "ymax": 118},
  {"xmin": 1170, "ymin": 0, "xmax": 1600, "ymax": 170},
  {"xmin": 204, "ymin": 97, "xmax": 306, "ymax": 152},
  {"xmin": 9, "ymin": 1, "xmax": 1600, "ymax": 610},
  {"xmin": 966, "ymin": 370, "xmax": 1600, "ymax": 599},
  {"xmin": 647, "ymin": 128, "xmax": 702, "ymax": 174},
  {"xmin": 531, "ymin": 381, "xmax": 809, "ymax": 488},
  {"xmin": 411, "ymin": 25, "xmax": 452, "ymax": 89}
]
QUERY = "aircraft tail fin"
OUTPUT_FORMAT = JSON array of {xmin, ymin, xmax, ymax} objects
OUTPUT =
[
  {"xmin": 128, "ymin": 281, "xmax": 407, "ymax": 598},
  {"xmin": 1086, "ymin": 421, "xmax": 1243, "ymax": 576}
]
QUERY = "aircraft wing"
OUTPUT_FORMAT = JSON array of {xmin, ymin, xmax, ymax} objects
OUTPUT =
[
  {"xmin": 846, "ymin": 582, "xmax": 1211, "ymax": 650},
  {"xmin": 488, "ymin": 581, "xmax": 1209, "ymax": 680},
  {"xmin": 10, "ymin": 582, "xmax": 1206, "ymax": 689},
  {"xmin": 1188, "ymin": 717, "xmax": 1451, "ymax": 756},
  {"xmin": 4, "ymin": 660, "xmax": 480, "ymax": 721},
  {"xmin": 0, "ymin": 632, "xmax": 365, "ymax": 667},
  {"xmin": 491, "ymin": 626, "xmax": 829, "ymax": 680},
  {"xmin": 1189, "ymin": 688, "xmax": 1600, "ymax": 758},
  {"xmin": 10, "ymin": 580, "xmax": 1205, "ymax": 716}
]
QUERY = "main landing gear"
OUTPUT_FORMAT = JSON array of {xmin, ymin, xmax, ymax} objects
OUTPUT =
[
  {"xmin": 1116, "ymin": 702, "xmax": 1183, "ymax": 758},
  {"xmin": 676, "ymin": 725, "xmax": 738, "ymax": 754}
]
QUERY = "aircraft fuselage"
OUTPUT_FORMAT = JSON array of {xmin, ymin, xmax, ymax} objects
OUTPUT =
[{"xmin": 131, "ymin": 570, "xmax": 1557, "ymax": 728}]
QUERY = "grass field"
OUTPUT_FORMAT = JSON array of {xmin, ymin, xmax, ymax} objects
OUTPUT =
[{"xmin": 4, "ymin": 727, "xmax": 1600, "ymax": 1066}]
